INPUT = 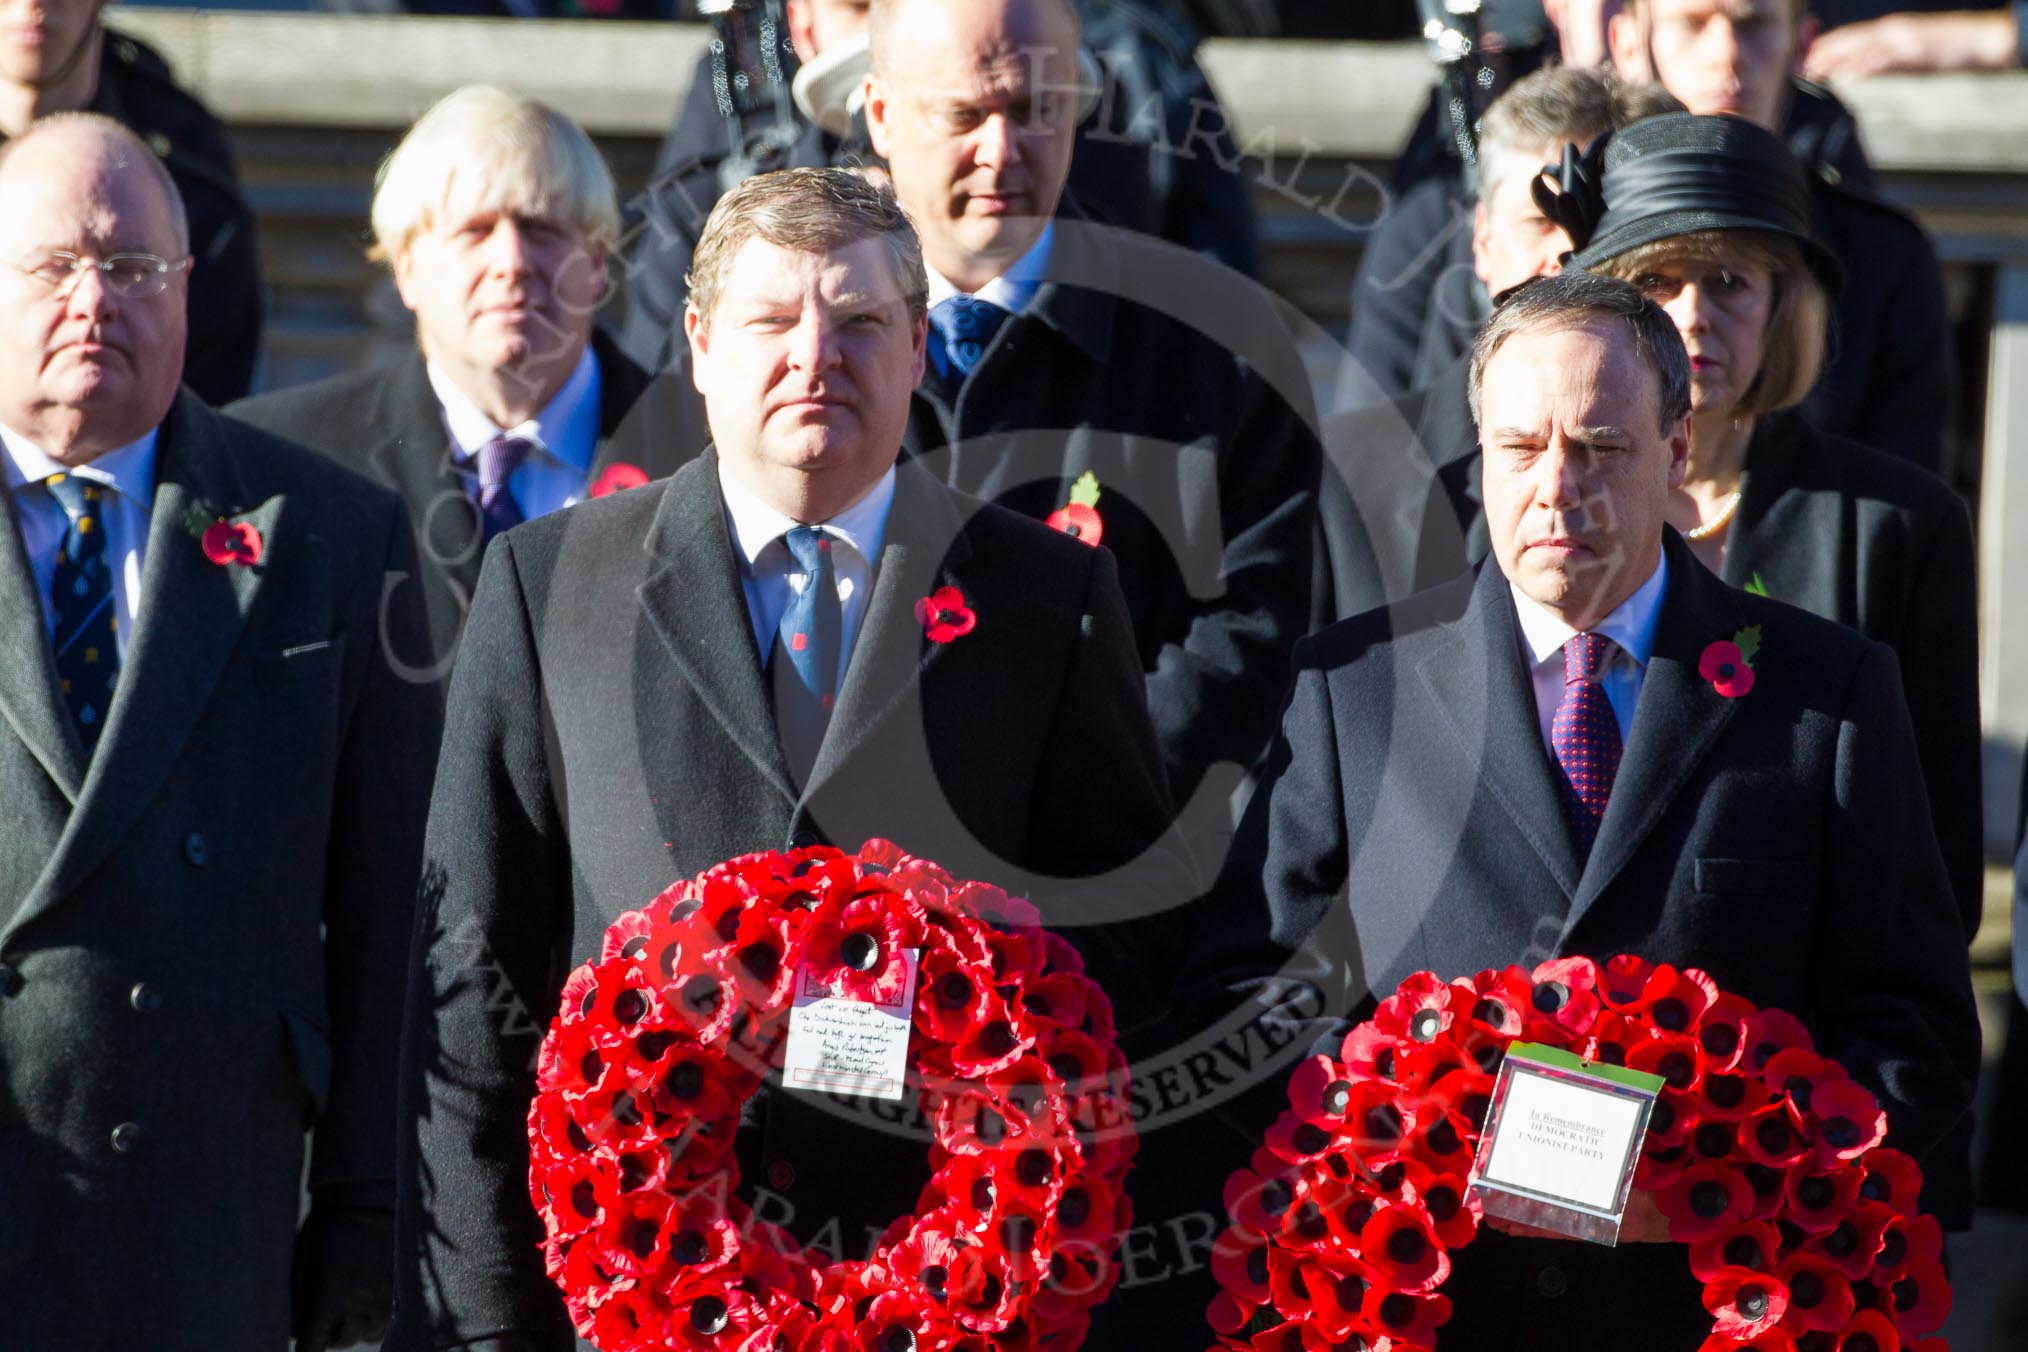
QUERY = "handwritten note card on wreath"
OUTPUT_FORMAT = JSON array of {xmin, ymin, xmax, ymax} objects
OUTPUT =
[{"xmin": 783, "ymin": 948, "xmax": 920, "ymax": 1101}]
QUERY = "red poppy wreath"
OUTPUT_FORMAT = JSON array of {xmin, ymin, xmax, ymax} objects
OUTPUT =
[
  {"xmin": 1208, "ymin": 957, "xmax": 1953, "ymax": 1352},
  {"xmin": 528, "ymin": 840, "xmax": 1137, "ymax": 1351}
]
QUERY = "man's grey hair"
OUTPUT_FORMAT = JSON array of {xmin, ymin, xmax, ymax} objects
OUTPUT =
[
  {"xmin": 1468, "ymin": 271, "xmax": 1693, "ymax": 433},
  {"xmin": 1476, "ymin": 67, "xmax": 1683, "ymax": 206},
  {"xmin": 0, "ymin": 112, "xmax": 192, "ymax": 256}
]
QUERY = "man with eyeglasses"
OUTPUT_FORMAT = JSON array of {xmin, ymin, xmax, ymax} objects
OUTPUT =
[
  {"xmin": 0, "ymin": 0, "xmax": 262, "ymax": 404},
  {"xmin": 0, "ymin": 113, "xmax": 442, "ymax": 1352}
]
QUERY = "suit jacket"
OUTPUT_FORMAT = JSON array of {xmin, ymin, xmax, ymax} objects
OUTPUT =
[
  {"xmin": 229, "ymin": 330, "xmax": 701, "ymax": 677},
  {"xmin": 1329, "ymin": 385, "xmax": 1984, "ymax": 937},
  {"xmin": 905, "ymin": 211, "xmax": 1320, "ymax": 810},
  {"xmin": 0, "ymin": 392, "xmax": 441, "ymax": 1349},
  {"xmin": 1178, "ymin": 532, "xmax": 1979, "ymax": 1347},
  {"xmin": 388, "ymin": 451, "xmax": 1200, "ymax": 1350}
]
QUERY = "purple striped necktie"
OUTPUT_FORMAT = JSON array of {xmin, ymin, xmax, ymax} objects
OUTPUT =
[
  {"xmin": 1551, "ymin": 632, "xmax": 1622, "ymax": 858},
  {"xmin": 475, "ymin": 434, "xmax": 533, "ymax": 540}
]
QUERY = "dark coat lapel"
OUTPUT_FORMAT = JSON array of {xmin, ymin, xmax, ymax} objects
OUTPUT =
[
  {"xmin": 637, "ymin": 451, "xmax": 797, "ymax": 807},
  {"xmin": 585, "ymin": 328, "xmax": 658, "ymax": 483},
  {"xmin": 0, "ymin": 482, "xmax": 87, "ymax": 801},
  {"xmin": 1421, "ymin": 356, "xmax": 1488, "ymax": 589},
  {"xmin": 28, "ymin": 392, "xmax": 282, "ymax": 911},
  {"xmin": 362, "ymin": 354, "xmax": 485, "ymax": 592},
  {"xmin": 1720, "ymin": 412, "xmax": 1848, "ymax": 614},
  {"xmin": 1562, "ymin": 532, "xmax": 1744, "ymax": 942},
  {"xmin": 800, "ymin": 461, "xmax": 973, "ymax": 801},
  {"xmin": 1417, "ymin": 559, "xmax": 1584, "ymax": 898}
]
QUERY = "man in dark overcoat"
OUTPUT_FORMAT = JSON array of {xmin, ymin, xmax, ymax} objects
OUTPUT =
[
  {"xmin": 863, "ymin": 0, "xmax": 1320, "ymax": 818},
  {"xmin": 0, "ymin": 115, "xmax": 440, "ymax": 1351},
  {"xmin": 232, "ymin": 86, "xmax": 698, "ymax": 679},
  {"xmin": 386, "ymin": 166, "xmax": 1200, "ymax": 1352},
  {"xmin": 1181, "ymin": 272, "xmax": 1978, "ymax": 1349}
]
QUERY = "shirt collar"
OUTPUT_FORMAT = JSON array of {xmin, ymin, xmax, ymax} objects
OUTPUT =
[
  {"xmin": 0, "ymin": 421, "xmax": 160, "ymax": 507},
  {"xmin": 717, "ymin": 459, "xmax": 898, "ymax": 577},
  {"xmin": 926, "ymin": 221, "xmax": 1055, "ymax": 316},
  {"xmin": 1510, "ymin": 550, "xmax": 1669, "ymax": 671},
  {"xmin": 428, "ymin": 344, "xmax": 602, "ymax": 471}
]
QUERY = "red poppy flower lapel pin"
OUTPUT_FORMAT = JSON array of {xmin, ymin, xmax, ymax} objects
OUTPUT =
[
  {"xmin": 1044, "ymin": 470, "xmax": 1103, "ymax": 547},
  {"xmin": 181, "ymin": 501, "xmax": 263, "ymax": 567},
  {"xmin": 588, "ymin": 461, "xmax": 649, "ymax": 498},
  {"xmin": 915, "ymin": 586, "xmax": 975, "ymax": 644},
  {"xmin": 1699, "ymin": 625, "xmax": 1761, "ymax": 699}
]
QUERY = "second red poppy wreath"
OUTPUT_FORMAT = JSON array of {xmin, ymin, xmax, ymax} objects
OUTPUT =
[
  {"xmin": 527, "ymin": 840, "xmax": 1137, "ymax": 1351},
  {"xmin": 1209, "ymin": 958, "xmax": 1953, "ymax": 1352}
]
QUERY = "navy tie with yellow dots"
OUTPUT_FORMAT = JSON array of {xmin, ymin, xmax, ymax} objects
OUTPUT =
[{"xmin": 44, "ymin": 472, "xmax": 119, "ymax": 754}]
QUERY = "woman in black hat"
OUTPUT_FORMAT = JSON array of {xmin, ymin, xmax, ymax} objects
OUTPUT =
[{"xmin": 1538, "ymin": 111, "xmax": 1983, "ymax": 941}]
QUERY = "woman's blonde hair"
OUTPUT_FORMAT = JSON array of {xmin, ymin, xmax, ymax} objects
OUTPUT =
[
  {"xmin": 368, "ymin": 84, "xmax": 620, "ymax": 263},
  {"xmin": 1591, "ymin": 228, "xmax": 1830, "ymax": 419}
]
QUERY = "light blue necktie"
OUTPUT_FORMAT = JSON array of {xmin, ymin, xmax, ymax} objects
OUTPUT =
[
  {"xmin": 771, "ymin": 525, "xmax": 841, "ymax": 784},
  {"xmin": 929, "ymin": 295, "xmax": 1010, "ymax": 382}
]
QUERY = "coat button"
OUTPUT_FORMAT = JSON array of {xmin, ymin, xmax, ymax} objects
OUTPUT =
[
  {"xmin": 110, "ymin": 1122, "xmax": 141, "ymax": 1155},
  {"xmin": 0, "ymin": 962, "xmax": 19, "ymax": 998},
  {"xmin": 130, "ymin": 983, "xmax": 162, "ymax": 1013},
  {"xmin": 789, "ymin": 830, "xmax": 817, "ymax": 850},
  {"xmin": 767, "ymin": 1161, "xmax": 796, "ymax": 1191},
  {"xmin": 1536, "ymin": 1266, "xmax": 1568, "ymax": 1299},
  {"xmin": 183, "ymin": 833, "xmax": 208, "ymax": 866}
]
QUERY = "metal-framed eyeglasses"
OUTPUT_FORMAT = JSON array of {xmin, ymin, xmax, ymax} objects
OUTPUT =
[{"xmin": 7, "ymin": 250, "xmax": 194, "ymax": 298}]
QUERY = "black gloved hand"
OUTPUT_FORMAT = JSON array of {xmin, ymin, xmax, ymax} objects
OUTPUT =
[{"xmin": 291, "ymin": 1204, "xmax": 395, "ymax": 1352}]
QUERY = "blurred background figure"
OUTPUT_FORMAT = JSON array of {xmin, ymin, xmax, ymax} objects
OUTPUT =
[
  {"xmin": 233, "ymin": 85, "xmax": 694, "ymax": 676},
  {"xmin": 0, "ymin": 0, "xmax": 261, "ymax": 403},
  {"xmin": 1805, "ymin": 3, "xmax": 2026, "ymax": 73},
  {"xmin": 1317, "ymin": 65, "xmax": 1678, "ymax": 625},
  {"xmin": 1349, "ymin": 0, "xmax": 1955, "ymax": 473},
  {"xmin": 615, "ymin": 0, "xmax": 1260, "ymax": 374},
  {"xmin": 864, "ymin": 0, "xmax": 1318, "ymax": 816}
]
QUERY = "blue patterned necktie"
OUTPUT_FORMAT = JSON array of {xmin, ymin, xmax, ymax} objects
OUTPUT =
[
  {"xmin": 1550, "ymin": 632, "xmax": 1622, "ymax": 859},
  {"xmin": 771, "ymin": 525, "xmax": 842, "ymax": 784},
  {"xmin": 929, "ymin": 295, "xmax": 1010, "ymax": 382},
  {"xmin": 44, "ymin": 472, "xmax": 120, "ymax": 754},
  {"xmin": 474, "ymin": 434, "xmax": 533, "ymax": 540}
]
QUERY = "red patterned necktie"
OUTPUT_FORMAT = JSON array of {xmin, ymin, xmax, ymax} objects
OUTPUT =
[{"xmin": 1551, "ymin": 632, "xmax": 1622, "ymax": 858}]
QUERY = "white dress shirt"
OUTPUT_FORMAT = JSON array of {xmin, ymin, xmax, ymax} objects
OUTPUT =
[
  {"xmin": 429, "ymin": 345, "xmax": 602, "ymax": 522},
  {"xmin": 1510, "ymin": 552, "xmax": 1669, "ymax": 752},
  {"xmin": 718, "ymin": 461, "xmax": 897, "ymax": 691},
  {"xmin": 2, "ymin": 424, "xmax": 158, "ymax": 659},
  {"xmin": 926, "ymin": 221, "xmax": 1055, "ymax": 315}
]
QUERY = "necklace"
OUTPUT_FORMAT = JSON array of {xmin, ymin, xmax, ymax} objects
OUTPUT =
[{"xmin": 1683, "ymin": 489, "xmax": 1743, "ymax": 542}]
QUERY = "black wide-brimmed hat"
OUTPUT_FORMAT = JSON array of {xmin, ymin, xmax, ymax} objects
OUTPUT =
[{"xmin": 1533, "ymin": 112, "xmax": 1844, "ymax": 296}]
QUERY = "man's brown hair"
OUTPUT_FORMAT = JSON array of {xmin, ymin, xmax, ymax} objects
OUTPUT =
[{"xmin": 686, "ymin": 166, "xmax": 928, "ymax": 327}]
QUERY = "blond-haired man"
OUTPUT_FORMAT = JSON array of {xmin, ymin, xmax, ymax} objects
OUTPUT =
[
  {"xmin": 233, "ymin": 84, "xmax": 692, "ymax": 677},
  {"xmin": 390, "ymin": 164, "xmax": 1197, "ymax": 1350}
]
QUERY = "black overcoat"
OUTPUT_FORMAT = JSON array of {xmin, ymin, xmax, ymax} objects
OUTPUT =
[
  {"xmin": 385, "ymin": 452, "xmax": 1201, "ymax": 1350},
  {"xmin": 1180, "ymin": 531, "xmax": 1978, "ymax": 1347},
  {"xmin": 903, "ymin": 214, "xmax": 1320, "ymax": 811},
  {"xmin": 0, "ymin": 393, "xmax": 441, "ymax": 1348}
]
